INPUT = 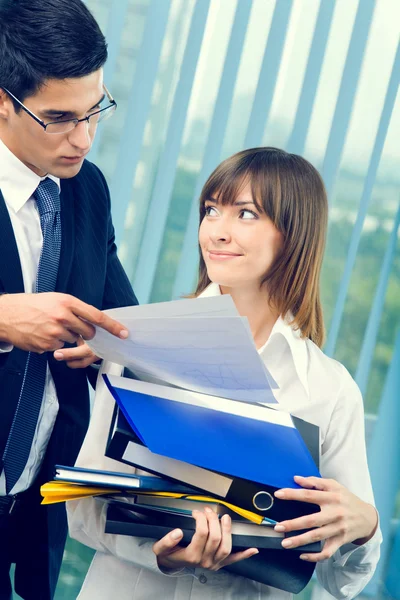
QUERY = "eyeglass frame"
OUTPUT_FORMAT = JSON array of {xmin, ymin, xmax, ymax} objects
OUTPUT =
[{"xmin": 0, "ymin": 84, "xmax": 117, "ymax": 134}]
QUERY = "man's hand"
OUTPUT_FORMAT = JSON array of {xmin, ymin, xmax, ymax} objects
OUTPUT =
[
  {"xmin": 273, "ymin": 475, "xmax": 379, "ymax": 562},
  {"xmin": 153, "ymin": 508, "xmax": 258, "ymax": 572},
  {"xmin": 54, "ymin": 337, "xmax": 100, "ymax": 369},
  {"xmin": 0, "ymin": 292, "xmax": 128, "ymax": 353}
]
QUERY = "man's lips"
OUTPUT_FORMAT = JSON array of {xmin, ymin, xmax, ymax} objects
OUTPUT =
[
  {"xmin": 62, "ymin": 155, "xmax": 86, "ymax": 160},
  {"xmin": 59, "ymin": 154, "xmax": 88, "ymax": 164}
]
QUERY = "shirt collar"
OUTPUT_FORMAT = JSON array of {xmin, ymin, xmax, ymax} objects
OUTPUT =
[
  {"xmin": 198, "ymin": 282, "xmax": 309, "ymax": 396},
  {"xmin": 0, "ymin": 138, "xmax": 60, "ymax": 213}
]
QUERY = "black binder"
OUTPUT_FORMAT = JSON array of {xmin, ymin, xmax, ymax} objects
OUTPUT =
[
  {"xmin": 105, "ymin": 502, "xmax": 316, "ymax": 593},
  {"xmin": 106, "ymin": 500, "xmax": 321, "ymax": 553}
]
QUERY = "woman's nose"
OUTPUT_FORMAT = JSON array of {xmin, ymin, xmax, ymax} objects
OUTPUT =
[{"xmin": 210, "ymin": 219, "xmax": 232, "ymax": 243}]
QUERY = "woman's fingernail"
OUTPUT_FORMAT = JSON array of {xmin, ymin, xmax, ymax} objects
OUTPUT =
[
  {"xmin": 275, "ymin": 490, "xmax": 284, "ymax": 498},
  {"xmin": 54, "ymin": 352, "xmax": 63, "ymax": 360},
  {"xmin": 251, "ymin": 549, "xmax": 259, "ymax": 555},
  {"xmin": 204, "ymin": 507, "xmax": 213, "ymax": 514},
  {"xmin": 274, "ymin": 525, "xmax": 285, "ymax": 532},
  {"xmin": 171, "ymin": 529, "xmax": 183, "ymax": 540},
  {"xmin": 300, "ymin": 554, "xmax": 309, "ymax": 561},
  {"xmin": 119, "ymin": 329, "xmax": 129, "ymax": 339},
  {"xmin": 282, "ymin": 539, "xmax": 292, "ymax": 548}
]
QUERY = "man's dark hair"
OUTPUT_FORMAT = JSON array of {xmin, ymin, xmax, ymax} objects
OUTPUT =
[{"xmin": 0, "ymin": 0, "xmax": 108, "ymax": 110}]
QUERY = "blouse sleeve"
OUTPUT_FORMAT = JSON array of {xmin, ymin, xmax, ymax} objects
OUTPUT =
[{"xmin": 316, "ymin": 366, "xmax": 382, "ymax": 599}]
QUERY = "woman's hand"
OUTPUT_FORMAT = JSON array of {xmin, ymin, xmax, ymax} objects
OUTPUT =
[
  {"xmin": 273, "ymin": 475, "xmax": 378, "ymax": 563},
  {"xmin": 153, "ymin": 508, "xmax": 258, "ymax": 572}
]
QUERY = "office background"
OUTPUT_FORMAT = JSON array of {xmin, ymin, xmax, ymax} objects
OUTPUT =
[{"xmin": 47, "ymin": 0, "xmax": 399, "ymax": 598}]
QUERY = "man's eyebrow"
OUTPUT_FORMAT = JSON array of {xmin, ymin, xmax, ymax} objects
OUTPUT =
[
  {"xmin": 89, "ymin": 94, "xmax": 106, "ymax": 110},
  {"xmin": 41, "ymin": 94, "xmax": 106, "ymax": 117}
]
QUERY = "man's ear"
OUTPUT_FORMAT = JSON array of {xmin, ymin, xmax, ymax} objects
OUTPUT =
[{"xmin": 0, "ymin": 89, "xmax": 12, "ymax": 120}]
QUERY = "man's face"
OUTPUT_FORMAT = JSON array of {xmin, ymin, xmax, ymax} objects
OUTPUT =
[{"xmin": 0, "ymin": 69, "xmax": 104, "ymax": 178}]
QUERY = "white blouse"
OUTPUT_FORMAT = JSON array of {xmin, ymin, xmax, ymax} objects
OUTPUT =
[{"xmin": 67, "ymin": 283, "xmax": 382, "ymax": 600}]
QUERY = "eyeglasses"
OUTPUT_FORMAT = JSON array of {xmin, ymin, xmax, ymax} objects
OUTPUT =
[{"xmin": 1, "ymin": 84, "xmax": 117, "ymax": 135}]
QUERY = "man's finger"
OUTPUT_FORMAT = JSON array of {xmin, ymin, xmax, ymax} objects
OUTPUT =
[
  {"xmin": 54, "ymin": 343, "xmax": 96, "ymax": 362},
  {"xmin": 67, "ymin": 316, "xmax": 97, "ymax": 341},
  {"xmin": 71, "ymin": 299, "xmax": 129, "ymax": 339},
  {"xmin": 54, "ymin": 311, "xmax": 96, "ymax": 340},
  {"xmin": 59, "ymin": 331, "xmax": 80, "ymax": 345},
  {"xmin": 66, "ymin": 358, "xmax": 96, "ymax": 369}
]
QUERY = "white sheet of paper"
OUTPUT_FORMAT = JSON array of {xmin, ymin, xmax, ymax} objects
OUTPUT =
[
  {"xmin": 88, "ymin": 301, "xmax": 277, "ymax": 404},
  {"xmin": 103, "ymin": 294, "xmax": 239, "ymax": 320}
]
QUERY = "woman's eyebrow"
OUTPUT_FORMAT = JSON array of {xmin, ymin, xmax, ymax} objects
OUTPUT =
[
  {"xmin": 233, "ymin": 200, "xmax": 255, "ymax": 206},
  {"xmin": 205, "ymin": 197, "xmax": 256, "ymax": 207}
]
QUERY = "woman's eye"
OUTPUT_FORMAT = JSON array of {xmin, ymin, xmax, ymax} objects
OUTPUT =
[
  {"xmin": 240, "ymin": 209, "xmax": 258, "ymax": 220},
  {"xmin": 205, "ymin": 206, "xmax": 218, "ymax": 216}
]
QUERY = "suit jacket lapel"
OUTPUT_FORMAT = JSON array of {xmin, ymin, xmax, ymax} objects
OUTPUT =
[
  {"xmin": 56, "ymin": 179, "xmax": 75, "ymax": 293},
  {"xmin": 0, "ymin": 190, "xmax": 25, "ymax": 293}
]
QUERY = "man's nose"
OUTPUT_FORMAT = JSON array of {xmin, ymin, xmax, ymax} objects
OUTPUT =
[{"xmin": 67, "ymin": 119, "xmax": 92, "ymax": 152}]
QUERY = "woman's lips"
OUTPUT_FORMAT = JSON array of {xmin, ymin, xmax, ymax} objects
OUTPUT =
[{"xmin": 208, "ymin": 251, "xmax": 242, "ymax": 261}]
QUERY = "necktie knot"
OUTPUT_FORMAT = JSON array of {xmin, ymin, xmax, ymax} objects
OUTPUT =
[{"xmin": 34, "ymin": 178, "xmax": 61, "ymax": 216}]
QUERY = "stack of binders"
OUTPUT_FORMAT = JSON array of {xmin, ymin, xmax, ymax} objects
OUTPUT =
[
  {"xmin": 102, "ymin": 373, "xmax": 322, "ymax": 594},
  {"xmin": 58, "ymin": 295, "xmax": 323, "ymax": 593}
]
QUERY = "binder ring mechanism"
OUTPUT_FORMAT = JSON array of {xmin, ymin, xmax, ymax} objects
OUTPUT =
[{"xmin": 252, "ymin": 491, "xmax": 274, "ymax": 511}]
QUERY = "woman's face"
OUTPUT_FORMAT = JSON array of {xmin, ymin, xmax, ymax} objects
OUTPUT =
[{"xmin": 199, "ymin": 183, "xmax": 283, "ymax": 291}]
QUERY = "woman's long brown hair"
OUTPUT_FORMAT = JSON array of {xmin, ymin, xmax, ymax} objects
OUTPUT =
[{"xmin": 193, "ymin": 147, "xmax": 328, "ymax": 347}]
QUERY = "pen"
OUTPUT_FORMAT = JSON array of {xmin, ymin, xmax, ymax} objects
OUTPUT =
[{"xmin": 261, "ymin": 517, "xmax": 278, "ymax": 526}]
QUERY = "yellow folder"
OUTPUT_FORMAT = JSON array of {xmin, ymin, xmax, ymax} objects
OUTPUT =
[
  {"xmin": 40, "ymin": 481, "xmax": 121, "ymax": 504},
  {"xmin": 40, "ymin": 481, "xmax": 263, "ymax": 523}
]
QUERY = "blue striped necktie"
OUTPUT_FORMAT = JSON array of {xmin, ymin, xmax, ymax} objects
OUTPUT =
[{"xmin": 3, "ymin": 178, "xmax": 62, "ymax": 494}]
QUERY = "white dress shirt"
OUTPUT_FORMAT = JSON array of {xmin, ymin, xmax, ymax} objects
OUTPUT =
[
  {"xmin": 67, "ymin": 283, "xmax": 382, "ymax": 600},
  {"xmin": 0, "ymin": 138, "xmax": 60, "ymax": 495}
]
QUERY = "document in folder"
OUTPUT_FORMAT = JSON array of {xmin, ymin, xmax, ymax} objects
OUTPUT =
[
  {"xmin": 86, "ymin": 295, "xmax": 277, "ymax": 404},
  {"xmin": 40, "ymin": 465, "xmax": 195, "ymax": 504},
  {"xmin": 104, "ymin": 374, "xmax": 321, "ymax": 523}
]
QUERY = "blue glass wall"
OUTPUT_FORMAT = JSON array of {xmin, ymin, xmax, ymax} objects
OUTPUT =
[{"xmin": 51, "ymin": 1, "xmax": 400, "ymax": 598}]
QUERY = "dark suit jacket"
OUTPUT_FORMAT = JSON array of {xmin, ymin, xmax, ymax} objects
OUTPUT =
[{"xmin": 0, "ymin": 160, "xmax": 138, "ymax": 599}]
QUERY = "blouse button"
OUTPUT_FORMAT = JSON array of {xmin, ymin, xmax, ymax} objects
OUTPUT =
[{"xmin": 199, "ymin": 574, "xmax": 207, "ymax": 584}]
